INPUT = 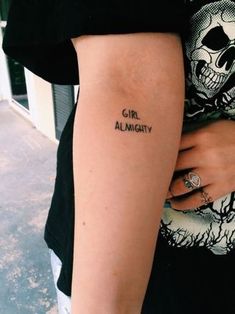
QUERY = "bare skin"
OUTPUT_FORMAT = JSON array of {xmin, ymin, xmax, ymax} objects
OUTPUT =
[
  {"xmin": 70, "ymin": 33, "xmax": 184, "ymax": 313},
  {"xmin": 167, "ymin": 119, "xmax": 235, "ymax": 210}
]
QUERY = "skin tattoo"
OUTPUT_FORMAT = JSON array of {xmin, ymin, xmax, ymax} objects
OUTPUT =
[{"xmin": 115, "ymin": 109, "xmax": 152, "ymax": 133}]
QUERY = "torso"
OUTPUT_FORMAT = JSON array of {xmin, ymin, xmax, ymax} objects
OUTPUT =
[{"xmin": 161, "ymin": 0, "xmax": 235, "ymax": 255}]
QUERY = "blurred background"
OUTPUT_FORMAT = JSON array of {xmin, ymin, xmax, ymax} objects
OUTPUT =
[
  {"xmin": 0, "ymin": 0, "xmax": 79, "ymax": 142},
  {"xmin": 0, "ymin": 1, "xmax": 78, "ymax": 312}
]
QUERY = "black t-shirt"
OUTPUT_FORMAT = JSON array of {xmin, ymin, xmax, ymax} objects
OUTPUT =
[
  {"xmin": 3, "ymin": 1, "xmax": 235, "ymax": 313},
  {"xmin": 2, "ymin": 0, "xmax": 186, "ymax": 85}
]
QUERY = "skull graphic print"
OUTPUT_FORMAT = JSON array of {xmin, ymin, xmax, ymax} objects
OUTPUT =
[
  {"xmin": 160, "ymin": 0, "xmax": 235, "ymax": 255},
  {"xmin": 184, "ymin": 0, "xmax": 235, "ymax": 120}
]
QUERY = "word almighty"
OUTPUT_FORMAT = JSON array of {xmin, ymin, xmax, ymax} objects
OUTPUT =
[{"xmin": 115, "ymin": 108, "xmax": 152, "ymax": 133}]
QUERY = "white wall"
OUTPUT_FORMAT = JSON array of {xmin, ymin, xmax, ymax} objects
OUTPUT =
[
  {"xmin": 0, "ymin": 26, "xmax": 12, "ymax": 102},
  {"xmin": 0, "ymin": 26, "xmax": 57, "ymax": 142},
  {"xmin": 24, "ymin": 69, "xmax": 57, "ymax": 142}
]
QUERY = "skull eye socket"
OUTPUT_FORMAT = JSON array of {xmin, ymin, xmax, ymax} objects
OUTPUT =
[{"xmin": 202, "ymin": 26, "xmax": 230, "ymax": 51}]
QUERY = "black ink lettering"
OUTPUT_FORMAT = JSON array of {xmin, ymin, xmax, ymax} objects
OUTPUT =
[
  {"xmin": 135, "ymin": 124, "xmax": 140, "ymax": 132},
  {"xmin": 122, "ymin": 109, "xmax": 128, "ymax": 118},
  {"xmin": 126, "ymin": 123, "xmax": 134, "ymax": 131},
  {"xmin": 115, "ymin": 121, "xmax": 152, "ymax": 133},
  {"xmin": 147, "ymin": 126, "xmax": 152, "ymax": 133},
  {"xmin": 122, "ymin": 108, "xmax": 141, "ymax": 120},
  {"xmin": 115, "ymin": 121, "xmax": 120, "ymax": 130},
  {"xmin": 116, "ymin": 109, "xmax": 151, "ymax": 133},
  {"xmin": 132, "ymin": 110, "xmax": 140, "ymax": 120}
]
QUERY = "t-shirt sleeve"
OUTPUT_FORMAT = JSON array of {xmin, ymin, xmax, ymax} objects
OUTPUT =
[{"xmin": 2, "ymin": 0, "xmax": 186, "ymax": 85}]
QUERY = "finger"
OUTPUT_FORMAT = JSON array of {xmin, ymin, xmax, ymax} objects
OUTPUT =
[
  {"xmin": 169, "ymin": 182, "xmax": 232, "ymax": 211},
  {"xmin": 167, "ymin": 169, "xmax": 209, "ymax": 199},
  {"xmin": 179, "ymin": 131, "xmax": 197, "ymax": 151},
  {"xmin": 175, "ymin": 148, "xmax": 200, "ymax": 171},
  {"xmin": 169, "ymin": 185, "xmax": 214, "ymax": 210}
]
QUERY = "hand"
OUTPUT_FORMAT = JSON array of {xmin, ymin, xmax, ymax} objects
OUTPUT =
[{"xmin": 167, "ymin": 119, "xmax": 235, "ymax": 210}]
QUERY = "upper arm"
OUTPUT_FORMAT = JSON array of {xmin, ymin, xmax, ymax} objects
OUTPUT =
[
  {"xmin": 72, "ymin": 32, "xmax": 184, "ymax": 97},
  {"xmin": 71, "ymin": 32, "xmax": 185, "ymax": 313}
]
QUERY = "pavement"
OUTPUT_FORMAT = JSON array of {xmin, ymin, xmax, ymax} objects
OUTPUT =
[{"xmin": 0, "ymin": 100, "xmax": 58, "ymax": 313}]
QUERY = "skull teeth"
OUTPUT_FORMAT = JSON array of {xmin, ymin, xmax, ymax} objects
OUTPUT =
[
  {"xmin": 222, "ymin": 92, "xmax": 232, "ymax": 104},
  {"xmin": 198, "ymin": 64, "xmax": 226, "ymax": 90}
]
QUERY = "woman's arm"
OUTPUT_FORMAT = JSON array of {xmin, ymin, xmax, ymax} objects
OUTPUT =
[{"xmin": 71, "ymin": 33, "xmax": 184, "ymax": 313}]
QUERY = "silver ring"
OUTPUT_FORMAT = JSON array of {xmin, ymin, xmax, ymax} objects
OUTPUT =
[{"xmin": 183, "ymin": 171, "xmax": 201, "ymax": 190}]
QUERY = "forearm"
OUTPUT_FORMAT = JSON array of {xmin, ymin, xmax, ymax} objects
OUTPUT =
[{"xmin": 71, "ymin": 33, "xmax": 184, "ymax": 313}]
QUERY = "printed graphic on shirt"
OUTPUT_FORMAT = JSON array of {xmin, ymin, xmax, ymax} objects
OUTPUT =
[
  {"xmin": 184, "ymin": 0, "xmax": 235, "ymax": 122},
  {"xmin": 160, "ymin": 0, "xmax": 235, "ymax": 255}
]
